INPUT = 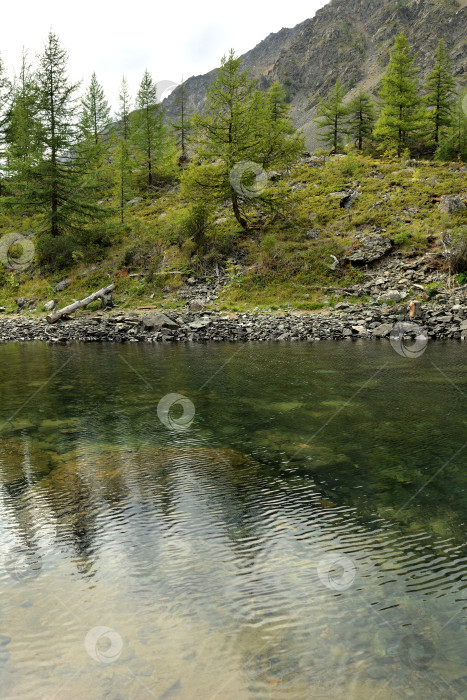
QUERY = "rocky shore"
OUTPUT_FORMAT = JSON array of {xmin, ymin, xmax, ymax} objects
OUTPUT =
[{"xmin": 1, "ymin": 294, "xmax": 466, "ymax": 344}]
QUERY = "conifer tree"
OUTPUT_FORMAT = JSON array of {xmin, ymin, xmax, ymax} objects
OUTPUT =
[
  {"xmin": 183, "ymin": 51, "xmax": 301, "ymax": 229},
  {"xmin": 114, "ymin": 76, "xmax": 133, "ymax": 223},
  {"xmin": 259, "ymin": 81, "xmax": 304, "ymax": 167},
  {"xmin": 79, "ymin": 73, "xmax": 112, "ymax": 159},
  {"xmin": 373, "ymin": 33, "xmax": 424, "ymax": 156},
  {"xmin": 183, "ymin": 50, "xmax": 262, "ymax": 228},
  {"xmin": 171, "ymin": 79, "xmax": 192, "ymax": 165},
  {"xmin": 435, "ymin": 87, "xmax": 467, "ymax": 161},
  {"xmin": 132, "ymin": 70, "xmax": 166, "ymax": 188},
  {"xmin": 7, "ymin": 51, "xmax": 40, "ymax": 159},
  {"xmin": 0, "ymin": 52, "xmax": 11, "ymax": 196},
  {"xmin": 10, "ymin": 32, "xmax": 102, "ymax": 246},
  {"xmin": 346, "ymin": 92, "xmax": 375, "ymax": 150},
  {"xmin": 425, "ymin": 39, "xmax": 456, "ymax": 147},
  {"xmin": 77, "ymin": 72, "xmax": 113, "ymax": 198},
  {"xmin": 315, "ymin": 79, "xmax": 347, "ymax": 151},
  {"xmin": 4, "ymin": 50, "xmax": 42, "ymax": 196}
]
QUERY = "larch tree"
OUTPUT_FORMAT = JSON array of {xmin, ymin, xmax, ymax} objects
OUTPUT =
[
  {"xmin": 0, "ymin": 52, "xmax": 11, "ymax": 196},
  {"xmin": 16, "ymin": 32, "xmax": 102, "ymax": 243},
  {"xmin": 171, "ymin": 79, "xmax": 192, "ymax": 166},
  {"xmin": 114, "ymin": 76, "xmax": 133, "ymax": 223},
  {"xmin": 258, "ymin": 81, "xmax": 304, "ymax": 168},
  {"xmin": 182, "ymin": 50, "xmax": 262, "ymax": 229},
  {"xmin": 435, "ymin": 87, "xmax": 467, "ymax": 161},
  {"xmin": 345, "ymin": 92, "xmax": 375, "ymax": 150},
  {"xmin": 131, "ymin": 70, "xmax": 166, "ymax": 188},
  {"xmin": 315, "ymin": 79, "xmax": 347, "ymax": 151},
  {"xmin": 425, "ymin": 39, "xmax": 456, "ymax": 147},
  {"xmin": 183, "ymin": 51, "xmax": 300, "ymax": 230},
  {"xmin": 373, "ymin": 33, "xmax": 425, "ymax": 156},
  {"xmin": 79, "ymin": 72, "xmax": 112, "ymax": 163},
  {"xmin": 4, "ymin": 50, "xmax": 42, "ymax": 198}
]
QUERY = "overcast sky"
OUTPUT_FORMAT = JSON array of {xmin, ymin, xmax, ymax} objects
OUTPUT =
[{"xmin": 1, "ymin": 0, "xmax": 328, "ymax": 111}]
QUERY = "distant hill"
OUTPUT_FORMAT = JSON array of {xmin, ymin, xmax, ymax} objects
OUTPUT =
[{"xmin": 162, "ymin": 0, "xmax": 467, "ymax": 149}]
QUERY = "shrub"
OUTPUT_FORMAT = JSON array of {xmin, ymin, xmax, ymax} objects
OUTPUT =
[
  {"xmin": 36, "ymin": 233, "xmax": 77, "ymax": 270},
  {"xmin": 180, "ymin": 202, "xmax": 211, "ymax": 253}
]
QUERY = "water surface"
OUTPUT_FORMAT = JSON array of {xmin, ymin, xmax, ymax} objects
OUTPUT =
[{"xmin": 0, "ymin": 341, "xmax": 466, "ymax": 699}]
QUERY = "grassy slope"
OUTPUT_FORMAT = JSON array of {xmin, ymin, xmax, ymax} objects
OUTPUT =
[{"xmin": 0, "ymin": 153, "xmax": 466, "ymax": 316}]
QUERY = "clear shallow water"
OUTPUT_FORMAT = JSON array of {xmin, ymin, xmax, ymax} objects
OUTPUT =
[{"xmin": 0, "ymin": 341, "xmax": 466, "ymax": 699}]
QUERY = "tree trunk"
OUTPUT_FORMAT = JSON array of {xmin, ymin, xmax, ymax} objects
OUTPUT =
[
  {"xmin": 232, "ymin": 190, "xmax": 248, "ymax": 230},
  {"xmin": 50, "ymin": 86, "xmax": 59, "ymax": 237},
  {"xmin": 46, "ymin": 285, "xmax": 115, "ymax": 323}
]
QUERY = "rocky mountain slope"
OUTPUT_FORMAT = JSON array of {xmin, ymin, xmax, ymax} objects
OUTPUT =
[
  {"xmin": 163, "ymin": 0, "xmax": 467, "ymax": 148},
  {"xmin": 162, "ymin": 20, "xmax": 309, "ymax": 119}
]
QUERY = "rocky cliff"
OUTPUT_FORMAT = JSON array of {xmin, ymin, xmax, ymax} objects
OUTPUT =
[{"xmin": 163, "ymin": 0, "xmax": 467, "ymax": 149}]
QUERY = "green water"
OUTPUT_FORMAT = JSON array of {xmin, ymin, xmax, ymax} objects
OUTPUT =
[{"xmin": 0, "ymin": 341, "xmax": 466, "ymax": 699}]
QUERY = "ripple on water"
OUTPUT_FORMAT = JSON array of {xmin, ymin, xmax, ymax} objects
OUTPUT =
[{"xmin": 0, "ymin": 342, "xmax": 466, "ymax": 699}]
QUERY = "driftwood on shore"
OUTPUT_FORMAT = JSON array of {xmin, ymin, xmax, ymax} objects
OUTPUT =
[{"xmin": 46, "ymin": 285, "xmax": 115, "ymax": 324}]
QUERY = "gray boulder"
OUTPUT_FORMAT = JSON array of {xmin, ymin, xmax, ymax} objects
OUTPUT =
[
  {"xmin": 346, "ymin": 235, "xmax": 393, "ymax": 265},
  {"xmin": 54, "ymin": 279, "xmax": 70, "ymax": 292},
  {"xmin": 189, "ymin": 318, "xmax": 211, "ymax": 329},
  {"xmin": 379, "ymin": 290, "xmax": 403, "ymax": 303},
  {"xmin": 438, "ymin": 195, "xmax": 466, "ymax": 214},
  {"xmin": 372, "ymin": 323, "xmax": 394, "ymax": 338},
  {"xmin": 189, "ymin": 299, "xmax": 206, "ymax": 312},
  {"xmin": 141, "ymin": 313, "xmax": 179, "ymax": 330}
]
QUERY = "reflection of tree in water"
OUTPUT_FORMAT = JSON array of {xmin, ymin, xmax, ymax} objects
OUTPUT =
[
  {"xmin": 1, "ymin": 342, "xmax": 466, "ymax": 597},
  {"xmin": 0, "ymin": 436, "xmax": 48, "ymax": 573}
]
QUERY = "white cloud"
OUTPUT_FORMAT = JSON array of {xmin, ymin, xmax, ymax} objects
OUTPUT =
[{"xmin": 1, "ymin": 0, "xmax": 328, "ymax": 112}]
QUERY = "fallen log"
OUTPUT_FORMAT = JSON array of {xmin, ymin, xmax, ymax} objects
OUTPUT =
[{"xmin": 46, "ymin": 284, "xmax": 115, "ymax": 324}]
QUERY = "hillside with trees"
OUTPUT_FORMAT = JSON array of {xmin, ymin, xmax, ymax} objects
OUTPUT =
[{"xmin": 0, "ymin": 28, "xmax": 465, "ymax": 315}]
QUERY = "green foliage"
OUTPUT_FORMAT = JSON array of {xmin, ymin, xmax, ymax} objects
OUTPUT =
[
  {"xmin": 425, "ymin": 39, "xmax": 457, "ymax": 148},
  {"xmin": 171, "ymin": 80, "xmax": 192, "ymax": 165},
  {"xmin": 0, "ymin": 31, "xmax": 465, "ymax": 307},
  {"xmin": 394, "ymin": 228, "xmax": 410, "ymax": 246},
  {"xmin": 0, "ymin": 51, "xmax": 12, "ymax": 196},
  {"xmin": 346, "ymin": 92, "xmax": 375, "ymax": 150},
  {"xmin": 374, "ymin": 33, "xmax": 426, "ymax": 156},
  {"xmin": 225, "ymin": 258, "xmax": 244, "ymax": 287},
  {"xmin": 180, "ymin": 202, "xmax": 211, "ymax": 253},
  {"xmin": 36, "ymin": 232, "xmax": 77, "ymax": 269},
  {"xmin": 78, "ymin": 72, "xmax": 113, "ymax": 194},
  {"xmin": 131, "ymin": 70, "xmax": 173, "ymax": 189},
  {"xmin": 4, "ymin": 50, "xmax": 41, "ymax": 191},
  {"xmin": 112, "ymin": 76, "xmax": 134, "ymax": 223},
  {"xmin": 5, "ymin": 33, "xmax": 105, "ymax": 258},
  {"xmin": 259, "ymin": 82, "xmax": 304, "ymax": 168},
  {"xmin": 434, "ymin": 87, "xmax": 467, "ymax": 161},
  {"xmin": 315, "ymin": 79, "xmax": 347, "ymax": 150},
  {"xmin": 260, "ymin": 233, "xmax": 278, "ymax": 260},
  {"xmin": 182, "ymin": 50, "xmax": 302, "ymax": 230}
]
